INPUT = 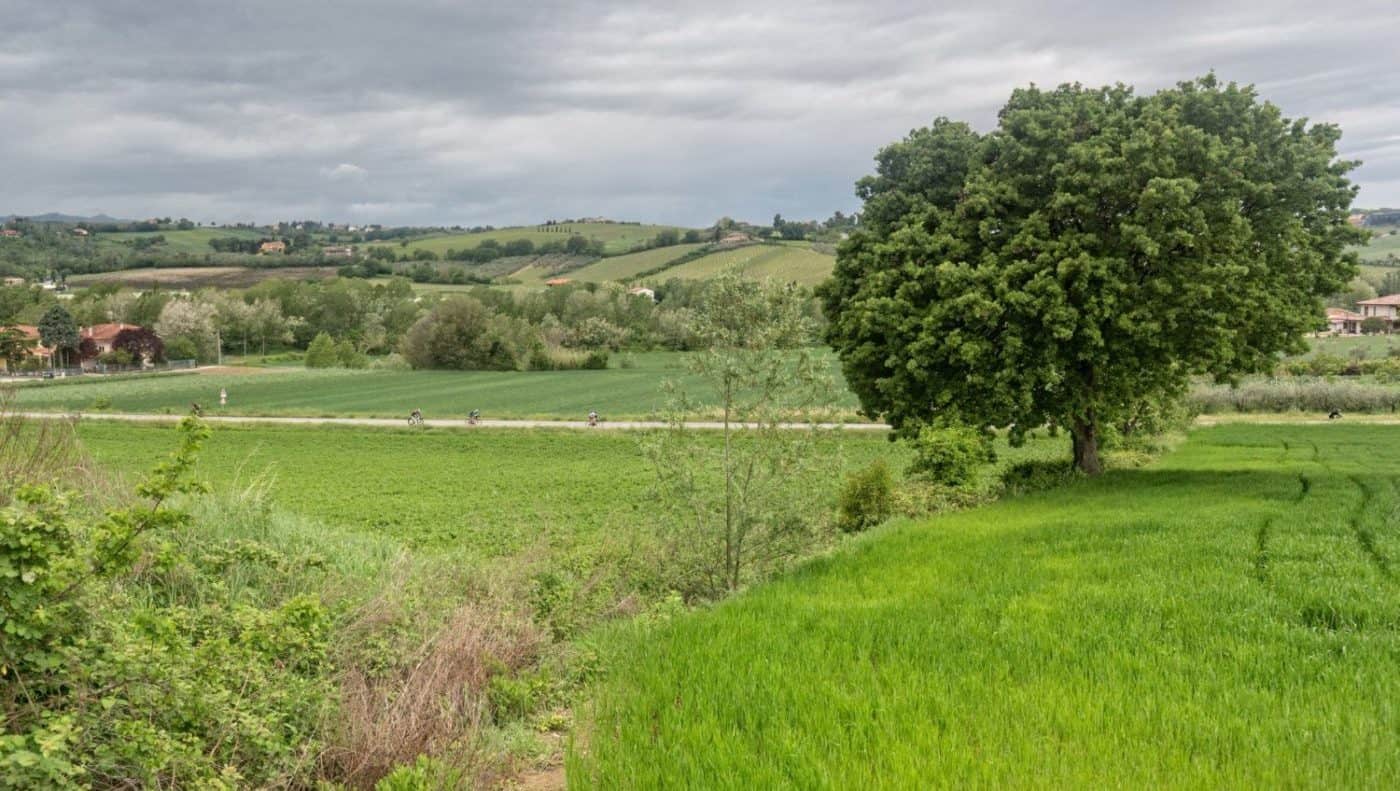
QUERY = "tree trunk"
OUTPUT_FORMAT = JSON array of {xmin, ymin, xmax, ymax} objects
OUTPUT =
[{"xmin": 1070, "ymin": 420, "xmax": 1103, "ymax": 475}]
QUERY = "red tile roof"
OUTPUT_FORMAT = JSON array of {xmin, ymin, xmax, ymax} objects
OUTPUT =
[
  {"xmin": 1326, "ymin": 308, "xmax": 1363, "ymax": 320},
  {"xmin": 82, "ymin": 322, "xmax": 141, "ymax": 343},
  {"xmin": 3, "ymin": 324, "xmax": 50, "ymax": 355},
  {"xmin": 1357, "ymin": 295, "xmax": 1400, "ymax": 306}
]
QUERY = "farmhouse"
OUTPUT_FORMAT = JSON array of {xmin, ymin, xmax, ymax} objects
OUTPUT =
[
  {"xmin": 2, "ymin": 276, "xmax": 24, "ymax": 286},
  {"xmin": 0, "ymin": 229, "xmax": 20, "ymax": 238},
  {"xmin": 1326, "ymin": 307, "xmax": 1363, "ymax": 335},
  {"xmin": 259, "ymin": 240, "xmax": 287, "ymax": 255},
  {"xmin": 1356, "ymin": 294, "xmax": 1400, "ymax": 322},
  {"xmin": 322, "ymin": 245, "xmax": 355, "ymax": 258},
  {"xmin": 0, "ymin": 324, "xmax": 51, "ymax": 371},
  {"xmin": 81, "ymin": 322, "xmax": 142, "ymax": 354},
  {"xmin": 719, "ymin": 232, "xmax": 751, "ymax": 245},
  {"xmin": 545, "ymin": 277, "xmax": 573, "ymax": 287}
]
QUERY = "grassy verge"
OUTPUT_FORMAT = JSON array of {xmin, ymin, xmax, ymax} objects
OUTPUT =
[{"xmin": 570, "ymin": 424, "xmax": 1400, "ymax": 787}]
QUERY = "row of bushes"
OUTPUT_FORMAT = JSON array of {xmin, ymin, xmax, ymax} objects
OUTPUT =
[
  {"xmin": 1280, "ymin": 352, "xmax": 1400, "ymax": 379},
  {"xmin": 1191, "ymin": 378, "xmax": 1400, "ymax": 413}
]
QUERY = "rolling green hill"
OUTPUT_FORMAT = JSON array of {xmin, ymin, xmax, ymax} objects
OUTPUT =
[
  {"xmin": 1357, "ymin": 225, "xmax": 1400, "ymax": 263},
  {"xmin": 366, "ymin": 223, "xmax": 691, "ymax": 257},
  {"xmin": 643, "ymin": 243, "xmax": 835, "ymax": 287},
  {"xmin": 565, "ymin": 243, "xmax": 706, "ymax": 282},
  {"xmin": 99, "ymin": 227, "xmax": 264, "ymax": 254}
]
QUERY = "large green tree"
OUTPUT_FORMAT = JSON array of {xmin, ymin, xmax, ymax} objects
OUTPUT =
[
  {"xmin": 821, "ymin": 76, "xmax": 1365, "ymax": 473},
  {"xmin": 37, "ymin": 304, "xmax": 79, "ymax": 368}
]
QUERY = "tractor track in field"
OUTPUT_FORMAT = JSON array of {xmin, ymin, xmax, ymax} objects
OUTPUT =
[
  {"xmin": 1348, "ymin": 475, "xmax": 1393, "ymax": 581},
  {"xmin": 1253, "ymin": 455, "xmax": 1313, "ymax": 585}
]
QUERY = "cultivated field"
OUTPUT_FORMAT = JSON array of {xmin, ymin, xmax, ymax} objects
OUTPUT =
[
  {"xmin": 573, "ymin": 423, "xmax": 1400, "ymax": 787},
  {"xmin": 365, "ymin": 223, "xmax": 691, "ymax": 257},
  {"xmin": 645, "ymin": 244, "xmax": 835, "ymax": 287},
  {"xmin": 98, "ymin": 227, "xmax": 265, "ymax": 254},
  {"xmin": 12, "ymin": 352, "xmax": 860, "ymax": 419},
  {"xmin": 68, "ymin": 265, "xmax": 341, "ymax": 290},
  {"xmin": 564, "ymin": 244, "xmax": 706, "ymax": 282}
]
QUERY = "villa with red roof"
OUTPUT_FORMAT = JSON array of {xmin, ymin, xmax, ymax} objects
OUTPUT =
[{"xmin": 1356, "ymin": 294, "xmax": 1400, "ymax": 323}]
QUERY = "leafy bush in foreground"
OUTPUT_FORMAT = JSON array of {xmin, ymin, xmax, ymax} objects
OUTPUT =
[
  {"xmin": 836, "ymin": 460, "xmax": 894, "ymax": 533},
  {"xmin": 0, "ymin": 417, "xmax": 334, "ymax": 789},
  {"xmin": 906, "ymin": 425, "xmax": 994, "ymax": 487}
]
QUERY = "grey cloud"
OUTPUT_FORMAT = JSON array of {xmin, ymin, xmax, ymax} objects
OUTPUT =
[{"xmin": 0, "ymin": 0, "xmax": 1396, "ymax": 226}]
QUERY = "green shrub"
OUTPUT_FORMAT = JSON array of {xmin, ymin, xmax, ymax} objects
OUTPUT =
[
  {"xmin": 374, "ymin": 756, "xmax": 469, "ymax": 790},
  {"xmin": 163, "ymin": 336, "xmax": 199, "ymax": 362},
  {"xmin": 1190, "ymin": 378, "xmax": 1400, "ymax": 413},
  {"xmin": 528, "ymin": 346, "xmax": 610, "ymax": 371},
  {"xmin": 335, "ymin": 338, "xmax": 368, "ymax": 369},
  {"xmin": 1000, "ymin": 459, "xmax": 1079, "ymax": 496},
  {"xmin": 304, "ymin": 332, "xmax": 338, "ymax": 368},
  {"xmin": 370, "ymin": 352, "xmax": 411, "ymax": 371},
  {"xmin": 0, "ymin": 418, "xmax": 335, "ymax": 788},
  {"xmin": 906, "ymin": 425, "xmax": 994, "ymax": 486},
  {"xmin": 836, "ymin": 460, "xmax": 894, "ymax": 533}
]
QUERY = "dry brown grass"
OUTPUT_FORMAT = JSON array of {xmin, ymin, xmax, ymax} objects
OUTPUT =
[
  {"xmin": 322, "ymin": 567, "xmax": 546, "ymax": 789},
  {"xmin": 0, "ymin": 387, "xmax": 109, "ymax": 503}
]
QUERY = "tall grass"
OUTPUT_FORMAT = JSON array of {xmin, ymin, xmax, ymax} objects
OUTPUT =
[{"xmin": 571, "ymin": 425, "xmax": 1400, "ymax": 787}]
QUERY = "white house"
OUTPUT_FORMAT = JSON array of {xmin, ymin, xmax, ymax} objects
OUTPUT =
[
  {"xmin": 1326, "ymin": 307, "xmax": 1363, "ymax": 335},
  {"xmin": 1356, "ymin": 295, "xmax": 1400, "ymax": 322}
]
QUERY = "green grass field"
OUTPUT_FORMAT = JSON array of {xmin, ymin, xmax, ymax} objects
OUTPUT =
[
  {"xmin": 12, "ymin": 352, "xmax": 859, "ymax": 419},
  {"xmin": 1300, "ymin": 334, "xmax": 1400, "ymax": 359},
  {"xmin": 68, "ymin": 265, "xmax": 340, "ymax": 290},
  {"xmin": 1356, "ymin": 226, "xmax": 1400, "ymax": 263},
  {"xmin": 572, "ymin": 423, "xmax": 1400, "ymax": 787},
  {"xmin": 366, "ymin": 223, "xmax": 691, "ymax": 257},
  {"xmin": 74, "ymin": 420, "xmax": 919, "ymax": 553},
  {"xmin": 97, "ymin": 227, "xmax": 264, "ymax": 254},
  {"xmin": 565, "ymin": 244, "xmax": 706, "ymax": 282},
  {"xmin": 645, "ymin": 244, "xmax": 834, "ymax": 287}
]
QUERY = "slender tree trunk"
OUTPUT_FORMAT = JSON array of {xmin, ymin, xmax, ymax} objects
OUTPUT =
[
  {"xmin": 723, "ymin": 376, "xmax": 737, "ymax": 591},
  {"xmin": 1070, "ymin": 419, "xmax": 1103, "ymax": 475}
]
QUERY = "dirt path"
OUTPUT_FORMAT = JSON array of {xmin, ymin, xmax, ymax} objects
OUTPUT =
[
  {"xmin": 17, "ymin": 411, "xmax": 892, "ymax": 432},
  {"xmin": 25, "ymin": 411, "xmax": 1399, "ymax": 432}
]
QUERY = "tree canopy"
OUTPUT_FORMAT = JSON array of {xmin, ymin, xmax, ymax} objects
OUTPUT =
[
  {"xmin": 37, "ymin": 304, "xmax": 79, "ymax": 368},
  {"xmin": 821, "ymin": 76, "xmax": 1365, "ymax": 473}
]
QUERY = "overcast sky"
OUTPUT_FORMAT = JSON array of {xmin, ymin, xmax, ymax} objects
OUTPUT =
[{"xmin": 1, "ymin": 1, "xmax": 1397, "ymax": 227}]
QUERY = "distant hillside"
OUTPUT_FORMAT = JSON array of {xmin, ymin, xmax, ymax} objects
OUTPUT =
[
  {"xmin": 3, "ymin": 212, "xmax": 130, "ymax": 224},
  {"xmin": 366, "ymin": 222, "xmax": 695, "ymax": 257}
]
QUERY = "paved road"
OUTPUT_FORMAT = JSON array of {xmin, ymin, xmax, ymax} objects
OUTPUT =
[{"xmin": 17, "ymin": 411, "xmax": 892, "ymax": 432}]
